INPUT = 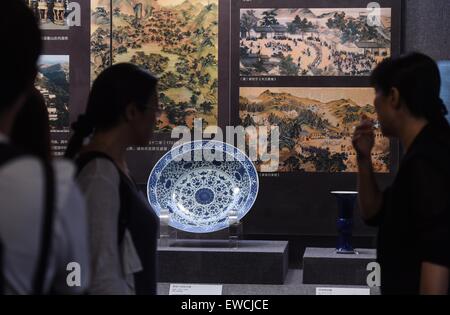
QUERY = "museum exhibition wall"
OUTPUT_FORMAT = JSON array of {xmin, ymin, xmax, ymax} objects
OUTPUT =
[{"xmin": 27, "ymin": 0, "xmax": 449, "ymax": 243}]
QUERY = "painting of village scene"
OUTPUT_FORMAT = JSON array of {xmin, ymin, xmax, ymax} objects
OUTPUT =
[
  {"xmin": 240, "ymin": 8, "xmax": 391, "ymax": 76},
  {"xmin": 240, "ymin": 87, "xmax": 390, "ymax": 173},
  {"xmin": 36, "ymin": 55, "xmax": 70, "ymax": 132},
  {"xmin": 91, "ymin": 0, "xmax": 111, "ymax": 82},
  {"xmin": 25, "ymin": 0, "xmax": 70, "ymax": 30},
  {"xmin": 110, "ymin": 0, "xmax": 219, "ymax": 132}
]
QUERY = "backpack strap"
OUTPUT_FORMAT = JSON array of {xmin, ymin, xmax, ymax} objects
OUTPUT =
[
  {"xmin": 0, "ymin": 240, "xmax": 4, "ymax": 295},
  {"xmin": 32, "ymin": 159, "xmax": 55, "ymax": 295},
  {"xmin": 75, "ymin": 151, "xmax": 114, "ymax": 176},
  {"xmin": 76, "ymin": 152, "xmax": 129, "ymax": 245}
]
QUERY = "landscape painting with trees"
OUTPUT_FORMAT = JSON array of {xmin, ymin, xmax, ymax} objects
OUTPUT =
[
  {"xmin": 91, "ymin": 0, "xmax": 111, "ymax": 82},
  {"xmin": 240, "ymin": 8, "xmax": 391, "ymax": 76},
  {"xmin": 240, "ymin": 87, "xmax": 390, "ymax": 173},
  {"xmin": 111, "ymin": 0, "xmax": 219, "ymax": 132}
]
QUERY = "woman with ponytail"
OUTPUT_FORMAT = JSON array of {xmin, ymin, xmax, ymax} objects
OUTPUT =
[
  {"xmin": 353, "ymin": 52, "xmax": 450, "ymax": 295},
  {"xmin": 67, "ymin": 63, "xmax": 160, "ymax": 295}
]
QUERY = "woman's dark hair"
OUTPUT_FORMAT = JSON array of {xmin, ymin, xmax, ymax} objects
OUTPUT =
[
  {"xmin": 370, "ymin": 52, "xmax": 448, "ymax": 122},
  {"xmin": 65, "ymin": 63, "xmax": 158, "ymax": 158},
  {"xmin": 11, "ymin": 88, "xmax": 51, "ymax": 162}
]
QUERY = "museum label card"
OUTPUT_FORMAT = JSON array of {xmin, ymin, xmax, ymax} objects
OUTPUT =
[
  {"xmin": 316, "ymin": 287, "xmax": 370, "ymax": 295},
  {"xmin": 169, "ymin": 284, "xmax": 223, "ymax": 295}
]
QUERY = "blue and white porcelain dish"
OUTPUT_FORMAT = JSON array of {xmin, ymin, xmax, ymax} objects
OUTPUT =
[{"xmin": 147, "ymin": 140, "xmax": 259, "ymax": 233}]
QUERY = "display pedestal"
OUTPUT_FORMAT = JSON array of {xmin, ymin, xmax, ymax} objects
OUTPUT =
[
  {"xmin": 302, "ymin": 247, "xmax": 376, "ymax": 286},
  {"xmin": 158, "ymin": 240, "xmax": 289, "ymax": 284}
]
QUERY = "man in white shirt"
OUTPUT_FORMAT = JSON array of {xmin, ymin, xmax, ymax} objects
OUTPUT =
[{"xmin": 0, "ymin": 1, "xmax": 89, "ymax": 294}]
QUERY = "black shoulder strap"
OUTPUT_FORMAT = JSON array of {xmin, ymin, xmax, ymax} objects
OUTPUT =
[
  {"xmin": 0, "ymin": 240, "xmax": 4, "ymax": 295},
  {"xmin": 75, "ymin": 151, "xmax": 115, "ymax": 176},
  {"xmin": 32, "ymin": 159, "xmax": 55, "ymax": 295},
  {"xmin": 75, "ymin": 152, "xmax": 129, "ymax": 245}
]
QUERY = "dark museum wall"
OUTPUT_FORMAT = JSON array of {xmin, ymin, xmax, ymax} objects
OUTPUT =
[{"xmin": 403, "ymin": 0, "xmax": 450, "ymax": 60}]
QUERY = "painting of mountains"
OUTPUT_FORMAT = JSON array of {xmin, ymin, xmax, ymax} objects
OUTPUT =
[
  {"xmin": 36, "ymin": 55, "xmax": 70, "ymax": 132},
  {"xmin": 240, "ymin": 8, "xmax": 391, "ymax": 76},
  {"xmin": 240, "ymin": 87, "xmax": 390, "ymax": 173},
  {"xmin": 111, "ymin": 0, "xmax": 219, "ymax": 132},
  {"xmin": 91, "ymin": 0, "xmax": 111, "ymax": 82}
]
